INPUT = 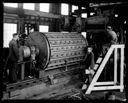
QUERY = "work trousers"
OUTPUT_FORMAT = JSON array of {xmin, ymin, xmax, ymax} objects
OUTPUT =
[{"xmin": 8, "ymin": 60, "xmax": 19, "ymax": 83}]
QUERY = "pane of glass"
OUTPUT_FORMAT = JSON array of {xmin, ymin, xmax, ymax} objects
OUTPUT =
[
  {"xmin": 61, "ymin": 3, "xmax": 69, "ymax": 15},
  {"xmin": 39, "ymin": 25, "xmax": 49, "ymax": 32},
  {"xmin": 23, "ymin": 3, "xmax": 35, "ymax": 10},
  {"xmin": 82, "ymin": 13, "xmax": 87, "ymax": 18},
  {"xmin": 4, "ymin": 3, "xmax": 18, "ymax": 8},
  {"xmin": 72, "ymin": 5, "xmax": 78, "ymax": 12},
  {"xmin": 39, "ymin": 3, "xmax": 49, "ymax": 12},
  {"xmin": 3, "ymin": 23, "xmax": 17, "ymax": 47}
]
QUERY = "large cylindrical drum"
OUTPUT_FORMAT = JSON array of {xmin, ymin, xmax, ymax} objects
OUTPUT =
[{"xmin": 26, "ymin": 32, "xmax": 88, "ymax": 70}]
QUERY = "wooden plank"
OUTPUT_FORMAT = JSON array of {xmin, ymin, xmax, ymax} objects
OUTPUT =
[
  {"xmin": 95, "ymin": 82, "xmax": 115, "ymax": 86},
  {"xmin": 96, "ymin": 57, "xmax": 103, "ymax": 64},
  {"xmin": 94, "ymin": 64, "xmax": 99, "ymax": 70},
  {"xmin": 120, "ymin": 47, "xmax": 124, "ymax": 92},
  {"xmin": 112, "ymin": 45, "xmax": 125, "ymax": 48},
  {"xmin": 114, "ymin": 48, "xmax": 117, "ymax": 84},
  {"xmin": 92, "ymin": 86, "xmax": 124, "ymax": 91}
]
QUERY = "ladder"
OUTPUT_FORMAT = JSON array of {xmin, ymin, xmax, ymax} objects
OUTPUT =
[{"xmin": 83, "ymin": 44, "xmax": 125, "ymax": 94}]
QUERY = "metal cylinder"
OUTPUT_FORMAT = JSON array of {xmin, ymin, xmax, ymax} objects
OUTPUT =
[{"xmin": 26, "ymin": 31, "xmax": 88, "ymax": 70}]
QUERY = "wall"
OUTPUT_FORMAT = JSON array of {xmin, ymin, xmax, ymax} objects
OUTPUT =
[{"xmin": 3, "ymin": 3, "xmax": 62, "ymax": 33}]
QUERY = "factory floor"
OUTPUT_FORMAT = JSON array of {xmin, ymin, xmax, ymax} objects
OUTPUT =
[
  {"xmin": 28, "ymin": 75, "xmax": 126, "ymax": 101},
  {"xmin": 2, "ymin": 73, "xmax": 126, "ymax": 101}
]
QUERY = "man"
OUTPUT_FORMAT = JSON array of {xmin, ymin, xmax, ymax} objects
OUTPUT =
[
  {"xmin": 84, "ymin": 46, "xmax": 95, "ymax": 83},
  {"xmin": 81, "ymin": 46, "xmax": 95, "ymax": 83},
  {"xmin": 100, "ymin": 25, "xmax": 118, "ymax": 56},
  {"xmin": 75, "ymin": 15, "xmax": 82, "ymax": 33},
  {"xmin": 106, "ymin": 25, "xmax": 118, "ymax": 44},
  {"xmin": 81, "ymin": 46, "xmax": 95, "ymax": 90},
  {"xmin": 8, "ymin": 33, "xmax": 20, "ymax": 83}
]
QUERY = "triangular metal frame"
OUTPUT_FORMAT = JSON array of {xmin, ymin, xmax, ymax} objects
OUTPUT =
[{"xmin": 85, "ymin": 44, "xmax": 125, "ymax": 94}]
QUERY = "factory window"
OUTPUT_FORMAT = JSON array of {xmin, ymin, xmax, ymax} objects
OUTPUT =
[
  {"xmin": 61, "ymin": 3, "xmax": 69, "ymax": 15},
  {"xmin": 72, "ymin": 5, "xmax": 78, "ymax": 12},
  {"xmin": 23, "ymin": 3, "xmax": 35, "ymax": 10},
  {"xmin": 39, "ymin": 25, "xmax": 49, "ymax": 32},
  {"xmin": 3, "ymin": 23, "xmax": 17, "ymax": 47},
  {"xmin": 82, "ymin": 13, "xmax": 87, "ymax": 18},
  {"xmin": 39, "ymin": 3, "xmax": 49, "ymax": 12},
  {"xmin": 4, "ymin": 3, "xmax": 18, "ymax": 8}
]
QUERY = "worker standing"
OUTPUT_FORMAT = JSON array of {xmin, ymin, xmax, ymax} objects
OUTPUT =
[
  {"xmin": 7, "ymin": 33, "xmax": 20, "ymax": 83},
  {"xmin": 81, "ymin": 46, "xmax": 95, "ymax": 85},
  {"xmin": 106, "ymin": 25, "xmax": 118, "ymax": 44},
  {"xmin": 75, "ymin": 15, "xmax": 82, "ymax": 33},
  {"xmin": 101, "ymin": 25, "xmax": 118, "ymax": 55}
]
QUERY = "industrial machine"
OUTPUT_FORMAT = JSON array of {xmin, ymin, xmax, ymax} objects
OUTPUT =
[
  {"xmin": 18, "ymin": 32, "xmax": 88, "ymax": 78},
  {"xmin": 3, "ymin": 32, "xmax": 88, "ymax": 100},
  {"xmin": 26, "ymin": 32, "xmax": 87, "ymax": 70}
]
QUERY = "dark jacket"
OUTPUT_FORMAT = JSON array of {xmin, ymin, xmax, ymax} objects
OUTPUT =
[
  {"xmin": 8, "ymin": 39, "xmax": 19, "ymax": 62},
  {"xmin": 83, "ymin": 52, "xmax": 95, "ymax": 69}
]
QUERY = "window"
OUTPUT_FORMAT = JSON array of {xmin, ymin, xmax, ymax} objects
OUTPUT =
[
  {"xmin": 4, "ymin": 23, "xmax": 17, "ymax": 47},
  {"xmin": 61, "ymin": 3, "xmax": 69, "ymax": 15},
  {"xmin": 23, "ymin": 3, "xmax": 35, "ymax": 10},
  {"xmin": 4, "ymin": 3, "xmax": 18, "ymax": 8},
  {"xmin": 39, "ymin": 25, "xmax": 49, "ymax": 32},
  {"xmin": 82, "ymin": 13, "xmax": 87, "ymax": 18},
  {"xmin": 39, "ymin": 3, "xmax": 49, "ymax": 12},
  {"xmin": 72, "ymin": 5, "xmax": 78, "ymax": 12}
]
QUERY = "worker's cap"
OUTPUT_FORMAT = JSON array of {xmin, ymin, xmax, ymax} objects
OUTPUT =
[{"xmin": 13, "ymin": 33, "xmax": 18, "ymax": 37}]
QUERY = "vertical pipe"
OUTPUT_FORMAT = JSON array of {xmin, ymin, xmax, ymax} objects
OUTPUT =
[{"xmin": 114, "ymin": 48, "xmax": 117, "ymax": 85}]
